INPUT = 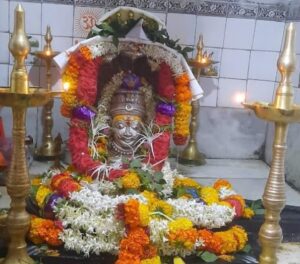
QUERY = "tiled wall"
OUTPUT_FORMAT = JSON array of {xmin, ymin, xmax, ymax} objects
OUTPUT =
[{"xmin": 0, "ymin": 0, "xmax": 300, "ymax": 160}]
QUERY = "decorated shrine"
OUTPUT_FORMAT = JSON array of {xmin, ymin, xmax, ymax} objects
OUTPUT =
[{"xmin": 0, "ymin": 2, "xmax": 300, "ymax": 264}]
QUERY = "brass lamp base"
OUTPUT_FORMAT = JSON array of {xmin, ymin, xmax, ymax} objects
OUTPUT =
[
  {"xmin": 178, "ymin": 143, "xmax": 206, "ymax": 166},
  {"xmin": 34, "ymin": 145, "xmax": 62, "ymax": 161}
]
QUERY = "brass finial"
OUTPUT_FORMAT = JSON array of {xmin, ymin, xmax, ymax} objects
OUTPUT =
[
  {"xmin": 274, "ymin": 23, "xmax": 296, "ymax": 110},
  {"xmin": 44, "ymin": 25, "xmax": 53, "ymax": 55},
  {"xmin": 195, "ymin": 34, "xmax": 204, "ymax": 63},
  {"xmin": 9, "ymin": 4, "xmax": 30, "ymax": 94}
]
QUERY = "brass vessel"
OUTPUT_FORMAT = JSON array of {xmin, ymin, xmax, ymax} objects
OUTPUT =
[
  {"xmin": 244, "ymin": 23, "xmax": 300, "ymax": 264},
  {"xmin": 33, "ymin": 26, "xmax": 61, "ymax": 160},
  {"xmin": 0, "ymin": 5, "xmax": 52, "ymax": 264},
  {"xmin": 179, "ymin": 35, "xmax": 214, "ymax": 166}
]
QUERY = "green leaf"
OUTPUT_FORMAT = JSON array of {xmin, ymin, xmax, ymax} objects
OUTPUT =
[
  {"xmin": 159, "ymin": 179, "xmax": 167, "ymax": 184},
  {"xmin": 255, "ymin": 208, "xmax": 265, "ymax": 215},
  {"xmin": 154, "ymin": 172, "xmax": 164, "ymax": 180},
  {"xmin": 200, "ymin": 251, "xmax": 218, "ymax": 263},
  {"xmin": 99, "ymin": 22, "xmax": 115, "ymax": 33},
  {"xmin": 125, "ymin": 188, "xmax": 139, "ymax": 195},
  {"xmin": 175, "ymin": 187, "xmax": 187, "ymax": 198},
  {"xmin": 130, "ymin": 159, "xmax": 142, "ymax": 169},
  {"xmin": 242, "ymin": 244, "xmax": 252, "ymax": 253}
]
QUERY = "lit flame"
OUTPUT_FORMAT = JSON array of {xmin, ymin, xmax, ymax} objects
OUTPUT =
[
  {"xmin": 63, "ymin": 82, "xmax": 70, "ymax": 91},
  {"xmin": 234, "ymin": 92, "xmax": 245, "ymax": 104}
]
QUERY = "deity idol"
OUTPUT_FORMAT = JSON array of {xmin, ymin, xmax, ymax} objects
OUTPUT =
[{"xmin": 109, "ymin": 89, "xmax": 145, "ymax": 157}]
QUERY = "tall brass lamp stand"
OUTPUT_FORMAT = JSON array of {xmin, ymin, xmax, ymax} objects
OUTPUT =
[
  {"xmin": 33, "ymin": 26, "xmax": 61, "ymax": 161},
  {"xmin": 244, "ymin": 23, "xmax": 300, "ymax": 264},
  {"xmin": 0, "ymin": 5, "xmax": 53, "ymax": 264},
  {"xmin": 178, "ymin": 35, "xmax": 214, "ymax": 166}
]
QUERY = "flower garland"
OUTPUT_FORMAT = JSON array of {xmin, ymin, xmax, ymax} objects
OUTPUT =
[{"xmin": 29, "ymin": 165, "xmax": 254, "ymax": 263}]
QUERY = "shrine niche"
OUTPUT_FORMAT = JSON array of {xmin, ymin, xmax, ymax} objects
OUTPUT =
[{"xmin": 25, "ymin": 6, "xmax": 256, "ymax": 264}]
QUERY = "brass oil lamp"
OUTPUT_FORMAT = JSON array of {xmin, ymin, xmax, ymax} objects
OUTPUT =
[
  {"xmin": 244, "ymin": 23, "xmax": 300, "ymax": 264},
  {"xmin": 0, "ymin": 5, "xmax": 53, "ymax": 263},
  {"xmin": 33, "ymin": 26, "xmax": 61, "ymax": 160},
  {"xmin": 178, "ymin": 35, "xmax": 214, "ymax": 166}
]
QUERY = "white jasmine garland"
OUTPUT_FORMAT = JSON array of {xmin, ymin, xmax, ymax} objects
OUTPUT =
[
  {"xmin": 161, "ymin": 161, "xmax": 176, "ymax": 198},
  {"xmin": 167, "ymin": 199, "xmax": 235, "ymax": 229}
]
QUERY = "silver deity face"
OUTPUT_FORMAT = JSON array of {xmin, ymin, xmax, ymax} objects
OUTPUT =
[{"xmin": 111, "ymin": 115, "xmax": 142, "ymax": 153}]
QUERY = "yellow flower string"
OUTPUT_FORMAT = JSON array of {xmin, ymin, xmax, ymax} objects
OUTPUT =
[
  {"xmin": 174, "ymin": 73, "xmax": 192, "ymax": 143},
  {"xmin": 122, "ymin": 171, "xmax": 141, "ymax": 189},
  {"xmin": 200, "ymin": 186, "xmax": 219, "ymax": 205},
  {"xmin": 141, "ymin": 256, "xmax": 161, "ymax": 264},
  {"xmin": 35, "ymin": 185, "xmax": 52, "ymax": 208}
]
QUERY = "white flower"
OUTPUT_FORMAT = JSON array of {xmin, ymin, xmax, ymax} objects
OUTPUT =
[{"xmin": 218, "ymin": 186, "xmax": 236, "ymax": 200}]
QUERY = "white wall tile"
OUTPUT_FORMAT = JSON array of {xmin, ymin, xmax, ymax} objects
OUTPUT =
[
  {"xmin": 294, "ymin": 22, "xmax": 300, "ymax": 55},
  {"xmin": 246, "ymin": 80, "xmax": 275, "ymax": 103},
  {"xmin": 0, "ymin": 0, "xmax": 9, "ymax": 32},
  {"xmin": 0, "ymin": 33, "xmax": 9, "ymax": 64},
  {"xmin": 224, "ymin": 18, "xmax": 255, "ymax": 49},
  {"xmin": 167, "ymin": 13, "xmax": 196, "ymax": 45},
  {"xmin": 253, "ymin": 20, "xmax": 284, "ymax": 52},
  {"xmin": 294, "ymin": 87, "xmax": 300, "ymax": 104},
  {"xmin": 74, "ymin": 6, "xmax": 105, "ymax": 38},
  {"xmin": 0, "ymin": 64, "xmax": 9, "ymax": 86},
  {"xmin": 218, "ymin": 78, "xmax": 247, "ymax": 108},
  {"xmin": 248, "ymin": 51, "xmax": 279, "ymax": 81},
  {"xmin": 292, "ymin": 54, "xmax": 300, "ymax": 88},
  {"xmin": 196, "ymin": 16, "xmax": 226, "ymax": 48},
  {"xmin": 220, "ymin": 49, "xmax": 250, "ymax": 79},
  {"xmin": 199, "ymin": 77, "xmax": 218, "ymax": 107},
  {"xmin": 42, "ymin": 3, "xmax": 74, "ymax": 37},
  {"xmin": 10, "ymin": 1, "xmax": 42, "ymax": 35},
  {"xmin": 73, "ymin": 38, "xmax": 85, "ymax": 46},
  {"xmin": 151, "ymin": 12, "xmax": 166, "ymax": 25}
]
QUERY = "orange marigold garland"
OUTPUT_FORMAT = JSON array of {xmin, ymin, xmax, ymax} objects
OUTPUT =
[
  {"xmin": 29, "ymin": 216, "xmax": 63, "ymax": 247},
  {"xmin": 173, "ymin": 73, "xmax": 192, "ymax": 145}
]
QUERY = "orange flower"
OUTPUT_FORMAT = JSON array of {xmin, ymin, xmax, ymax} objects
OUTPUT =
[
  {"xmin": 175, "ymin": 73, "xmax": 189, "ymax": 85},
  {"xmin": 117, "ymin": 227, "xmax": 152, "ymax": 264},
  {"xmin": 168, "ymin": 228, "xmax": 198, "ymax": 250},
  {"xmin": 213, "ymin": 179, "xmax": 232, "ymax": 190},
  {"xmin": 79, "ymin": 46, "xmax": 92, "ymax": 60},
  {"xmin": 28, "ymin": 216, "xmax": 62, "ymax": 247},
  {"xmin": 124, "ymin": 199, "xmax": 140, "ymax": 228},
  {"xmin": 198, "ymin": 229, "xmax": 222, "ymax": 254},
  {"xmin": 175, "ymin": 85, "xmax": 192, "ymax": 102}
]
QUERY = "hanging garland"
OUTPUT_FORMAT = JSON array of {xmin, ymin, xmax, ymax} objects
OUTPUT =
[{"xmin": 61, "ymin": 41, "xmax": 193, "ymax": 176}]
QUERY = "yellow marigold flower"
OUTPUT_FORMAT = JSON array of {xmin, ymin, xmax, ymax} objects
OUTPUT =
[
  {"xmin": 122, "ymin": 171, "xmax": 140, "ymax": 189},
  {"xmin": 214, "ymin": 226, "xmax": 248, "ymax": 254},
  {"xmin": 141, "ymin": 256, "xmax": 161, "ymax": 264},
  {"xmin": 139, "ymin": 203, "xmax": 150, "ymax": 227},
  {"xmin": 31, "ymin": 178, "xmax": 42, "ymax": 186},
  {"xmin": 35, "ymin": 186, "xmax": 52, "ymax": 208},
  {"xmin": 200, "ymin": 186, "xmax": 219, "ymax": 205},
  {"xmin": 168, "ymin": 217, "xmax": 193, "ymax": 232},
  {"xmin": 142, "ymin": 190, "xmax": 157, "ymax": 203},
  {"xmin": 213, "ymin": 179, "xmax": 232, "ymax": 190},
  {"xmin": 174, "ymin": 177, "xmax": 201, "ymax": 189},
  {"xmin": 150, "ymin": 200, "xmax": 173, "ymax": 217},
  {"xmin": 173, "ymin": 257, "xmax": 186, "ymax": 264},
  {"xmin": 243, "ymin": 207, "xmax": 255, "ymax": 219},
  {"xmin": 232, "ymin": 226, "xmax": 248, "ymax": 251},
  {"xmin": 218, "ymin": 255, "xmax": 235, "ymax": 262}
]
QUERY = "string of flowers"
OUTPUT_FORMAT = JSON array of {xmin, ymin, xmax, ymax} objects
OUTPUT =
[{"xmin": 173, "ymin": 73, "xmax": 192, "ymax": 145}]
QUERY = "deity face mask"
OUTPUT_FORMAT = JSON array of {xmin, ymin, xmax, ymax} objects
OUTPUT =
[{"xmin": 111, "ymin": 115, "xmax": 142, "ymax": 155}]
